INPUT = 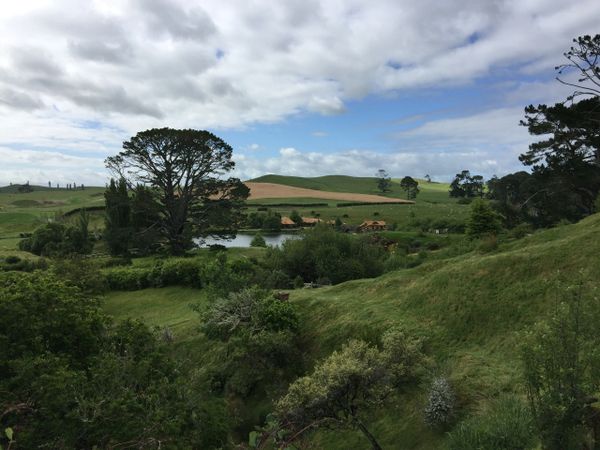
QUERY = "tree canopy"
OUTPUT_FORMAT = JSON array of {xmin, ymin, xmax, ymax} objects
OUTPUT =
[
  {"xmin": 399, "ymin": 176, "xmax": 419, "ymax": 200},
  {"xmin": 449, "ymin": 170, "xmax": 484, "ymax": 199},
  {"xmin": 375, "ymin": 169, "xmax": 392, "ymax": 193},
  {"xmin": 105, "ymin": 128, "xmax": 249, "ymax": 255}
]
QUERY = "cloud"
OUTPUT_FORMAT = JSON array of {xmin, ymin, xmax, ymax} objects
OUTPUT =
[
  {"xmin": 0, "ymin": 0, "xmax": 596, "ymax": 184},
  {"xmin": 0, "ymin": 147, "xmax": 107, "ymax": 186}
]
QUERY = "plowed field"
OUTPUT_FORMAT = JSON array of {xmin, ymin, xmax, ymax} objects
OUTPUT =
[{"xmin": 245, "ymin": 182, "xmax": 413, "ymax": 203}]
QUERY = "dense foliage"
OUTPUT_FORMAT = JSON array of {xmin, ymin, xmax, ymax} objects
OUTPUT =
[
  {"xmin": 200, "ymin": 288, "xmax": 301, "ymax": 397},
  {"xmin": 0, "ymin": 271, "xmax": 228, "ymax": 449},
  {"xmin": 265, "ymin": 225, "xmax": 386, "ymax": 284},
  {"xmin": 521, "ymin": 282, "xmax": 600, "ymax": 449},
  {"xmin": 18, "ymin": 212, "xmax": 92, "ymax": 256},
  {"xmin": 273, "ymin": 329, "xmax": 424, "ymax": 450},
  {"xmin": 449, "ymin": 170, "xmax": 484, "ymax": 199},
  {"xmin": 106, "ymin": 128, "xmax": 249, "ymax": 255}
]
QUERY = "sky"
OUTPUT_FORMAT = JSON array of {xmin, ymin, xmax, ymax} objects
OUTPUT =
[{"xmin": 0, "ymin": 0, "xmax": 598, "ymax": 186}]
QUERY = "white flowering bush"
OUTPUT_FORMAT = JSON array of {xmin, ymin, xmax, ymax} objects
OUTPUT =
[{"xmin": 424, "ymin": 376, "xmax": 455, "ymax": 427}]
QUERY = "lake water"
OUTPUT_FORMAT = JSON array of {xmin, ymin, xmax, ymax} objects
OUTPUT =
[{"xmin": 195, "ymin": 233, "xmax": 301, "ymax": 248}]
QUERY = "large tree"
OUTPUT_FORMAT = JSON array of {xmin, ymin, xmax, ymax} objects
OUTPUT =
[
  {"xmin": 555, "ymin": 34, "xmax": 600, "ymax": 100},
  {"xmin": 519, "ymin": 95, "xmax": 600, "ymax": 222},
  {"xmin": 104, "ymin": 178, "xmax": 132, "ymax": 256},
  {"xmin": 399, "ymin": 176, "xmax": 419, "ymax": 200},
  {"xmin": 449, "ymin": 170, "xmax": 484, "ymax": 199},
  {"xmin": 375, "ymin": 169, "xmax": 392, "ymax": 193},
  {"xmin": 106, "ymin": 128, "xmax": 249, "ymax": 255}
]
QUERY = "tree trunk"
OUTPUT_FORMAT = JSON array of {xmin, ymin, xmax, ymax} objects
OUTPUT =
[{"xmin": 354, "ymin": 418, "xmax": 383, "ymax": 450}]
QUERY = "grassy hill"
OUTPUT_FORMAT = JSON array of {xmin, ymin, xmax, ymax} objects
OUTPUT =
[
  {"xmin": 248, "ymin": 174, "xmax": 450, "ymax": 201},
  {"xmin": 246, "ymin": 175, "xmax": 466, "ymax": 229},
  {"xmin": 0, "ymin": 186, "xmax": 105, "ymax": 250},
  {"xmin": 103, "ymin": 212, "xmax": 600, "ymax": 449}
]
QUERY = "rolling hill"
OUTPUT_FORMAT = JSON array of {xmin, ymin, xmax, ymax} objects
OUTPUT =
[{"xmin": 103, "ymin": 210, "xmax": 600, "ymax": 449}]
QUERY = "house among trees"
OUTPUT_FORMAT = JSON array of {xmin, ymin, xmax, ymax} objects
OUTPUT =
[
  {"xmin": 358, "ymin": 220, "xmax": 387, "ymax": 232},
  {"xmin": 280, "ymin": 216, "xmax": 296, "ymax": 228},
  {"xmin": 301, "ymin": 217, "xmax": 321, "ymax": 226}
]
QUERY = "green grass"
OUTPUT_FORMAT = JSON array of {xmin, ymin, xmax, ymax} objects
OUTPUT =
[
  {"xmin": 246, "ymin": 175, "xmax": 467, "ymax": 229},
  {"xmin": 99, "ymin": 213, "xmax": 600, "ymax": 449},
  {"xmin": 103, "ymin": 286, "xmax": 204, "ymax": 341},
  {"xmin": 0, "ymin": 186, "xmax": 106, "ymax": 246}
]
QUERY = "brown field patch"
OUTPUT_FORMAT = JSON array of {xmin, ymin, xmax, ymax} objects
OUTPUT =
[{"xmin": 245, "ymin": 182, "xmax": 414, "ymax": 203}]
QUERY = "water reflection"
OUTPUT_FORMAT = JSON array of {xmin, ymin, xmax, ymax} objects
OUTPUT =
[{"xmin": 195, "ymin": 233, "xmax": 301, "ymax": 248}]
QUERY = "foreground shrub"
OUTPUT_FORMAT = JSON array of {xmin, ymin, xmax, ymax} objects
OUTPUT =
[
  {"xmin": 272, "ymin": 328, "xmax": 424, "ymax": 450},
  {"xmin": 0, "ymin": 271, "xmax": 229, "ymax": 449},
  {"xmin": 200, "ymin": 288, "xmax": 301, "ymax": 396},
  {"xmin": 521, "ymin": 282, "xmax": 600, "ymax": 449},
  {"xmin": 424, "ymin": 377, "xmax": 455, "ymax": 428},
  {"xmin": 447, "ymin": 395, "xmax": 535, "ymax": 450}
]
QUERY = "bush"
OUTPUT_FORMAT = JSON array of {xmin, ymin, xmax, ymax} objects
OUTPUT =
[
  {"xmin": 4, "ymin": 255, "xmax": 21, "ymax": 264},
  {"xmin": 0, "ymin": 257, "xmax": 48, "ymax": 273},
  {"xmin": 266, "ymin": 225, "xmax": 385, "ymax": 285},
  {"xmin": 100, "ymin": 256, "xmax": 132, "ymax": 268},
  {"xmin": 384, "ymin": 253, "xmax": 408, "ymax": 272},
  {"xmin": 466, "ymin": 199, "xmax": 502, "ymax": 239},
  {"xmin": 152, "ymin": 258, "xmax": 203, "ymax": 288},
  {"xmin": 19, "ymin": 221, "xmax": 92, "ymax": 257},
  {"xmin": 447, "ymin": 395, "xmax": 535, "ymax": 450},
  {"xmin": 509, "ymin": 223, "xmax": 534, "ymax": 239},
  {"xmin": 424, "ymin": 377, "xmax": 455, "ymax": 428},
  {"xmin": 250, "ymin": 234, "xmax": 267, "ymax": 247},
  {"xmin": 103, "ymin": 267, "xmax": 152, "ymax": 290},
  {"xmin": 477, "ymin": 234, "xmax": 498, "ymax": 253},
  {"xmin": 293, "ymin": 275, "xmax": 304, "ymax": 289}
]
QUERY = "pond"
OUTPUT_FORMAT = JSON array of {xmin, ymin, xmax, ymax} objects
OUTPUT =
[{"xmin": 195, "ymin": 232, "xmax": 301, "ymax": 248}]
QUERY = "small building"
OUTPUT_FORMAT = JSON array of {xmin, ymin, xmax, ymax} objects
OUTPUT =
[
  {"xmin": 301, "ymin": 217, "xmax": 321, "ymax": 227},
  {"xmin": 358, "ymin": 220, "xmax": 387, "ymax": 232},
  {"xmin": 280, "ymin": 216, "xmax": 296, "ymax": 228}
]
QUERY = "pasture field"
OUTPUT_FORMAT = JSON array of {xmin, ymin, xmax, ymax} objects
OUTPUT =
[
  {"xmin": 245, "ymin": 181, "xmax": 412, "ymax": 203},
  {"xmin": 245, "ymin": 176, "xmax": 467, "ymax": 229},
  {"xmin": 101, "ymin": 212, "xmax": 600, "ymax": 449},
  {"xmin": 0, "ymin": 185, "xmax": 105, "ymax": 250}
]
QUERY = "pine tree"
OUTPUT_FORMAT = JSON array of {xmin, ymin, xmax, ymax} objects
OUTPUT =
[{"xmin": 104, "ymin": 178, "xmax": 132, "ymax": 255}]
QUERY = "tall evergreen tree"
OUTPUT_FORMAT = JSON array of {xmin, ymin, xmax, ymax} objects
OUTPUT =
[{"xmin": 104, "ymin": 178, "xmax": 131, "ymax": 255}]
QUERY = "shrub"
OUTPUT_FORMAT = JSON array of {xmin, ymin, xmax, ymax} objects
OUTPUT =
[
  {"xmin": 0, "ymin": 256, "xmax": 48, "ymax": 273},
  {"xmin": 447, "ymin": 395, "xmax": 535, "ymax": 450},
  {"xmin": 293, "ymin": 275, "xmax": 304, "ymax": 289},
  {"xmin": 265, "ymin": 225, "xmax": 385, "ymax": 284},
  {"xmin": 153, "ymin": 258, "xmax": 203, "ymax": 288},
  {"xmin": 384, "ymin": 253, "xmax": 408, "ymax": 272},
  {"xmin": 509, "ymin": 223, "xmax": 534, "ymax": 239},
  {"xmin": 466, "ymin": 199, "xmax": 502, "ymax": 239},
  {"xmin": 250, "ymin": 234, "xmax": 267, "ymax": 247},
  {"xmin": 424, "ymin": 377, "xmax": 455, "ymax": 428},
  {"xmin": 100, "ymin": 256, "xmax": 133, "ymax": 268},
  {"xmin": 103, "ymin": 267, "xmax": 152, "ymax": 290},
  {"xmin": 4, "ymin": 255, "xmax": 21, "ymax": 264},
  {"xmin": 477, "ymin": 234, "xmax": 498, "ymax": 253}
]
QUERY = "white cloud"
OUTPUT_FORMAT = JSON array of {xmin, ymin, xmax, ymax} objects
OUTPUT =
[{"xmin": 0, "ymin": 0, "xmax": 596, "ymax": 183}]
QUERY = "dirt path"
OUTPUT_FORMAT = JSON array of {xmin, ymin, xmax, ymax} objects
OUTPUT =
[{"xmin": 245, "ymin": 182, "xmax": 413, "ymax": 203}]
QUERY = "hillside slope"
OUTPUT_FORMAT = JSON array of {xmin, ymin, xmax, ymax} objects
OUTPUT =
[
  {"xmin": 103, "ymin": 214, "xmax": 600, "ymax": 448},
  {"xmin": 288, "ymin": 214, "xmax": 600, "ymax": 448}
]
